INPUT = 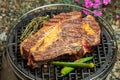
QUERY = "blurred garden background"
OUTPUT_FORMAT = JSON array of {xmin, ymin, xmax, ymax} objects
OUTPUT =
[
  {"xmin": 0, "ymin": 0, "xmax": 120, "ymax": 45},
  {"xmin": 0, "ymin": 0, "xmax": 120, "ymax": 79}
]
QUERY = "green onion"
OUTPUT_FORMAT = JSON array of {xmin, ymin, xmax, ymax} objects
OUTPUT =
[
  {"xmin": 51, "ymin": 61, "xmax": 94, "ymax": 68},
  {"xmin": 60, "ymin": 56, "xmax": 93, "ymax": 76}
]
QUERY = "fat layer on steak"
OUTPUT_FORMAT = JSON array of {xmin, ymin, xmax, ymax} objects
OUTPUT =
[{"xmin": 20, "ymin": 11, "xmax": 101, "ymax": 67}]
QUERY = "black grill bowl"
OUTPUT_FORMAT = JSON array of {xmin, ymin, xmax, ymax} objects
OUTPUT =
[{"xmin": 6, "ymin": 4, "xmax": 117, "ymax": 80}]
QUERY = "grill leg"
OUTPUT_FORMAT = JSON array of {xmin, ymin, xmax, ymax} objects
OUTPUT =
[
  {"xmin": 0, "ymin": 51, "xmax": 18, "ymax": 80},
  {"xmin": 0, "ymin": 51, "xmax": 2, "ymax": 79}
]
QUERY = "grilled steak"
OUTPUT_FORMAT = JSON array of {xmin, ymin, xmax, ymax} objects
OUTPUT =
[{"xmin": 20, "ymin": 11, "xmax": 101, "ymax": 68}]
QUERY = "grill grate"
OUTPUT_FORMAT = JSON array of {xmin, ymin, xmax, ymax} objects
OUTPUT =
[{"xmin": 7, "ymin": 4, "xmax": 117, "ymax": 80}]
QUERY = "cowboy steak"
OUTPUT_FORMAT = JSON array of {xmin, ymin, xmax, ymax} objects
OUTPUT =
[{"xmin": 20, "ymin": 11, "xmax": 101, "ymax": 67}]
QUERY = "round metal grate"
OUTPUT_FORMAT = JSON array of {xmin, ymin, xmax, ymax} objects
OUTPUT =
[{"xmin": 6, "ymin": 4, "xmax": 117, "ymax": 80}]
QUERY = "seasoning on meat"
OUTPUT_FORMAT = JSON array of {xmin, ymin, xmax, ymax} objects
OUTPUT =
[{"xmin": 20, "ymin": 11, "xmax": 101, "ymax": 68}]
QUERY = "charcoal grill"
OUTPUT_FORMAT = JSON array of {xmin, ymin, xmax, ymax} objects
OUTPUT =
[{"xmin": 6, "ymin": 4, "xmax": 118, "ymax": 80}]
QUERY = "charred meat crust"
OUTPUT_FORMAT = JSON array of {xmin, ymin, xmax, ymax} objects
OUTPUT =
[{"xmin": 20, "ymin": 11, "xmax": 101, "ymax": 68}]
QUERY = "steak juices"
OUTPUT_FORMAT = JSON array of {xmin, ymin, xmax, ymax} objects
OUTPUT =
[{"xmin": 20, "ymin": 11, "xmax": 101, "ymax": 68}]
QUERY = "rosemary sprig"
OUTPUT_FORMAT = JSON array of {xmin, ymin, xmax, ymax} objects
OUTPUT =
[{"xmin": 20, "ymin": 15, "xmax": 50, "ymax": 41}]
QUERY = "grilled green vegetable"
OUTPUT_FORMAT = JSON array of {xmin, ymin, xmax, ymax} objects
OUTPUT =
[
  {"xmin": 20, "ymin": 15, "xmax": 49, "ymax": 41},
  {"xmin": 60, "ymin": 56, "xmax": 93, "ymax": 76},
  {"xmin": 51, "ymin": 61, "xmax": 94, "ymax": 68},
  {"xmin": 51, "ymin": 56, "xmax": 94, "ymax": 77}
]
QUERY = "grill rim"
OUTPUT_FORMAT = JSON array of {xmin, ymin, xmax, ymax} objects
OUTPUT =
[{"xmin": 6, "ymin": 4, "xmax": 118, "ymax": 80}]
